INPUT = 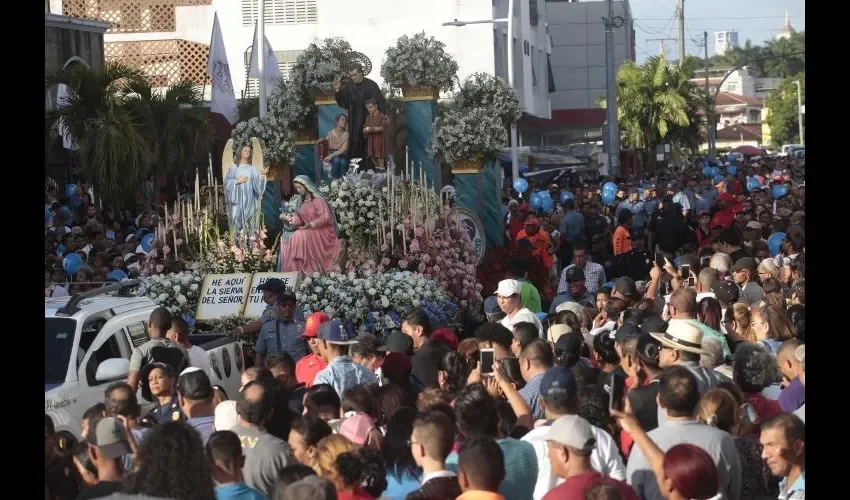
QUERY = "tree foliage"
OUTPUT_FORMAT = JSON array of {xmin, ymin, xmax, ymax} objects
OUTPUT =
[
  {"xmin": 710, "ymin": 32, "xmax": 804, "ymax": 78},
  {"xmin": 764, "ymin": 73, "xmax": 805, "ymax": 146}
]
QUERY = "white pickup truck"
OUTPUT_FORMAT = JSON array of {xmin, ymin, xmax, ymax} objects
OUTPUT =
[{"xmin": 45, "ymin": 281, "xmax": 245, "ymax": 438}]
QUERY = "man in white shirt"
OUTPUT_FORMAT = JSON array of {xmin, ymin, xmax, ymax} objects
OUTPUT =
[
  {"xmin": 523, "ymin": 366, "xmax": 626, "ymax": 500},
  {"xmin": 496, "ymin": 279, "xmax": 543, "ymax": 336}
]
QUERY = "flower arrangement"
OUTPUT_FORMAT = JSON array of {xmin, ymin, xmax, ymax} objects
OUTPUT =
[
  {"xmin": 199, "ymin": 219, "xmax": 279, "ymax": 274},
  {"xmin": 431, "ymin": 105, "xmax": 508, "ymax": 164},
  {"xmin": 132, "ymin": 270, "xmax": 205, "ymax": 316},
  {"xmin": 297, "ymin": 270, "xmax": 459, "ymax": 338},
  {"xmin": 268, "ymin": 77, "xmax": 317, "ymax": 133},
  {"xmin": 318, "ymin": 178, "xmax": 384, "ymax": 250},
  {"xmin": 290, "ymin": 38, "xmax": 354, "ymax": 96},
  {"xmin": 454, "ymin": 72, "xmax": 523, "ymax": 126},
  {"xmin": 231, "ymin": 117, "xmax": 295, "ymax": 166},
  {"xmin": 381, "ymin": 32, "xmax": 459, "ymax": 93},
  {"xmin": 378, "ymin": 213, "xmax": 484, "ymax": 314}
]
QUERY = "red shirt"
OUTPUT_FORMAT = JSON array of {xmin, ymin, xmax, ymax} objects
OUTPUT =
[
  {"xmin": 337, "ymin": 486, "xmax": 375, "ymax": 500},
  {"xmin": 542, "ymin": 471, "xmax": 638, "ymax": 500},
  {"xmin": 295, "ymin": 352, "xmax": 327, "ymax": 387}
]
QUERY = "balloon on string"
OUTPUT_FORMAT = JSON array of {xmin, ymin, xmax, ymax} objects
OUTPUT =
[
  {"xmin": 747, "ymin": 177, "xmax": 762, "ymax": 191},
  {"xmin": 513, "ymin": 178, "xmax": 529, "ymax": 194},
  {"xmin": 767, "ymin": 232, "xmax": 786, "ymax": 256},
  {"xmin": 541, "ymin": 196, "xmax": 554, "ymax": 213},
  {"xmin": 727, "ymin": 165, "xmax": 737, "ymax": 175},
  {"xmin": 710, "ymin": 167, "xmax": 721, "ymax": 177},
  {"xmin": 771, "ymin": 184, "xmax": 789, "ymax": 200},
  {"xmin": 702, "ymin": 166, "xmax": 713, "ymax": 177},
  {"xmin": 540, "ymin": 190, "xmax": 552, "ymax": 199},
  {"xmin": 560, "ymin": 191, "xmax": 574, "ymax": 203},
  {"xmin": 106, "ymin": 270, "xmax": 128, "ymax": 282},
  {"xmin": 601, "ymin": 190, "xmax": 616, "ymax": 206},
  {"xmin": 603, "ymin": 182, "xmax": 617, "ymax": 194},
  {"xmin": 141, "ymin": 233, "xmax": 156, "ymax": 253},
  {"xmin": 529, "ymin": 192, "xmax": 544, "ymax": 210},
  {"xmin": 63, "ymin": 253, "xmax": 82, "ymax": 275}
]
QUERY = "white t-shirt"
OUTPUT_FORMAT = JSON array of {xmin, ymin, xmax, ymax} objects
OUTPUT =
[
  {"xmin": 500, "ymin": 308, "xmax": 544, "ymax": 337},
  {"xmin": 523, "ymin": 422, "xmax": 626, "ymax": 500},
  {"xmin": 187, "ymin": 345, "xmax": 212, "ymax": 377}
]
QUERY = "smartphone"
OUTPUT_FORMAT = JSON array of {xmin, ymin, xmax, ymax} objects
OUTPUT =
[
  {"xmin": 655, "ymin": 251, "xmax": 666, "ymax": 267},
  {"xmin": 680, "ymin": 264, "xmax": 694, "ymax": 287},
  {"xmin": 480, "ymin": 348, "xmax": 495, "ymax": 377},
  {"xmin": 607, "ymin": 373, "xmax": 626, "ymax": 411}
]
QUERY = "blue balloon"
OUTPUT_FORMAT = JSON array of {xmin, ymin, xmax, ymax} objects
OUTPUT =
[
  {"xmin": 727, "ymin": 165, "xmax": 738, "ymax": 175},
  {"xmin": 771, "ymin": 184, "xmax": 789, "ymax": 200},
  {"xmin": 767, "ymin": 232, "xmax": 786, "ymax": 256},
  {"xmin": 560, "ymin": 191, "xmax": 574, "ymax": 203},
  {"xmin": 540, "ymin": 190, "xmax": 552, "ymax": 199},
  {"xmin": 45, "ymin": 207, "xmax": 52, "ymax": 222},
  {"xmin": 56, "ymin": 244, "xmax": 65, "ymax": 256},
  {"xmin": 513, "ymin": 178, "xmax": 529, "ymax": 194},
  {"xmin": 63, "ymin": 253, "xmax": 82, "ymax": 275},
  {"xmin": 106, "ymin": 270, "xmax": 128, "ymax": 282},
  {"xmin": 535, "ymin": 312, "xmax": 548, "ymax": 322},
  {"xmin": 747, "ymin": 177, "xmax": 762, "ymax": 191},
  {"xmin": 601, "ymin": 191, "xmax": 616, "ymax": 206},
  {"xmin": 603, "ymin": 182, "xmax": 617, "ymax": 193},
  {"xmin": 710, "ymin": 167, "xmax": 721, "ymax": 177},
  {"xmin": 703, "ymin": 166, "xmax": 713, "ymax": 177},
  {"xmin": 141, "ymin": 233, "xmax": 155, "ymax": 253},
  {"xmin": 541, "ymin": 196, "xmax": 554, "ymax": 213},
  {"xmin": 529, "ymin": 192, "xmax": 544, "ymax": 210},
  {"xmin": 65, "ymin": 184, "xmax": 78, "ymax": 198},
  {"xmin": 713, "ymin": 175, "xmax": 725, "ymax": 184}
]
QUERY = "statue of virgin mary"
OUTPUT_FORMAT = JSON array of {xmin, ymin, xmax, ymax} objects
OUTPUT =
[
  {"xmin": 279, "ymin": 175, "xmax": 343, "ymax": 274},
  {"xmin": 222, "ymin": 138, "xmax": 267, "ymax": 236}
]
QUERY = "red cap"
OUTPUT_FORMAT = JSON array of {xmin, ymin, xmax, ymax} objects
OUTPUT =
[
  {"xmin": 431, "ymin": 328, "xmax": 459, "ymax": 351},
  {"xmin": 303, "ymin": 312, "xmax": 330, "ymax": 338}
]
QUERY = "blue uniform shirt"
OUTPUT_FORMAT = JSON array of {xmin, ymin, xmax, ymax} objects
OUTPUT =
[{"xmin": 255, "ymin": 319, "xmax": 308, "ymax": 361}]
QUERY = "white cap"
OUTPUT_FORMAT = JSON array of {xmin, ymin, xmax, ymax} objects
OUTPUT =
[
  {"xmin": 494, "ymin": 279, "xmax": 520, "ymax": 298},
  {"xmin": 214, "ymin": 400, "xmax": 238, "ymax": 431},
  {"xmin": 538, "ymin": 415, "xmax": 596, "ymax": 453}
]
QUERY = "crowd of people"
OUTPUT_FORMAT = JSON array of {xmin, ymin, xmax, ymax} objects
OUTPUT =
[{"xmin": 46, "ymin": 154, "xmax": 805, "ymax": 500}]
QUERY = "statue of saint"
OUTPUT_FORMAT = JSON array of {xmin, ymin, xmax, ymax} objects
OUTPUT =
[
  {"xmin": 221, "ymin": 138, "xmax": 268, "ymax": 236},
  {"xmin": 334, "ymin": 62, "xmax": 386, "ymax": 167},
  {"xmin": 323, "ymin": 113, "xmax": 349, "ymax": 179},
  {"xmin": 279, "ymin": 175, "xmax": 342, "ymax": 274},
  {"xmin": 363, "ymin": 98, "xmax": 390, "ymax": 172}
]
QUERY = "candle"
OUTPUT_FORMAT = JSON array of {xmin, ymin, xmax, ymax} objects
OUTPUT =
[
  {"xmin": 195, "ymin": 169, "xmax": 201, "ymax": 212},
  {"xmin": 164, "ymin": 203, "xmax": 169, "ymax": 243},
  {"xmin": 405, "ymin": 146, "xmax": 409, "ymax": 182},
  {"xmin": 214, "ymin": 176, "xmax": 219, "ymax": 214},
  {"xmin": 389, "ymin": 169, "xmax": 394, "ymax": 253}
]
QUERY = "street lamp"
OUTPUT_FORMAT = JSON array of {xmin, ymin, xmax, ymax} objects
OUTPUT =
[
  {"xmin": 792, "ymin": 80, "xmax": 803, "ymax": 146},
  {"xmin": 443, "ymin": 0, "xmax": 519, "ymax": 183}
]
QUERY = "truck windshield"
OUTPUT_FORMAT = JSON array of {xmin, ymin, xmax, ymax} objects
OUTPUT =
[{"xmin": 45, "ymin": 318, "xmax": 77, "ymax": 389}]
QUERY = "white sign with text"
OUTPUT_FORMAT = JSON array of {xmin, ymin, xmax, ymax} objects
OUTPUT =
[
  {"xmin": 242, "ymin": 272, "xmax": 300, "ymax": 319},
  {"xmin": 195, "ymin": 273, "xmax": 253, "ymax": 320}
]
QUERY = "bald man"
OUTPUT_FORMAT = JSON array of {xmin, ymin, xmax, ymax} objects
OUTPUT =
[{"xmin": 776, "ymin": 339, "xmax": 805, "ymax": 413}]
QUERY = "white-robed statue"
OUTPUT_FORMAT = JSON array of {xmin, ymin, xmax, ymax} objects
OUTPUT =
[{"xmin": 222, "ymin": 138, "xmax": 268, "ymax": 236}]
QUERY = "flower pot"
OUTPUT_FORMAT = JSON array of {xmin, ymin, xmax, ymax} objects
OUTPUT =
[
  {"xmin": 400, "ymin": 85, "xmax": 439, "ymax": 101},
  {"xmin": 312, "ymin": 92, "xmax": 337, "ymax": 105},
  {"xmin": 451, "ymin": 157, "xmax": 484, "ymax": 175},
  {"xmin": 295, "ymin": 130, "xmax": 318, "ymax": 144}
]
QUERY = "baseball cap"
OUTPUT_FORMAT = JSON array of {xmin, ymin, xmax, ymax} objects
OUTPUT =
[
  {"xmin": 276, "ymin": 289, "xmax": 297, "ymax": 304},
  {"xmin": 124, "ymin": 253, "xmax": 138, "ymax": 262},
  {"xmin": 380, "ymin": 331, "xmax": 413, "ymax": 353},
  {"xmin": 339, "ymin": 414, "xmax": 377, "ymax": 446},
  {"xmin": 495, "ymin": 279, "xmax": 521, "ymax": 297},
  {"xmin": 145, "ymin": 362, "xmax": 176, "ymax": 379},
  {"xmin": 537, "ymin": 415, "xmax": 596, "ymax": 453},
  {"xmin": 214, "ymin": 400, "xmax": 238, "ymax": 431},
  {"xmin": 178, "ymin": 367, "xmax": 213, "ymax": 401},
  {"xmin": 86, "ymin": 417, "xmax": 132, "ymax": 459},
  {"xmin": 745, "ymin": 221, "xmax": 762, "ymax": 230},
  {"xmin": 565, "ymin": 267, "xmax": 586, "ymax": 282},
  {"xmin": 732, "ymin": 257, "xmax": 757, "ymax": 274},
  {"xmin": 712, "ymin": 279, "xmax": 740, "ymax": 304},
  {"xmin": 613, "ymin": 277, "xmax": 639, "ymax": 300},
  {"xmin": 431, "ymin": 328, "xmax": 459, "ymax": 351},
  {"xmin": 318, "ymin": 319, "xmax": 357, "ymax": 345},
  {"xmin": 303, "ymin": 312, "xmax": 330, "ymax": 338},
  {"xmin": 257, "ymin": 278, "xmax": 286, "ymax": 293},
  {"xmin": 539, "ymin": 366, "xmax": 578, "ymax": 403}
]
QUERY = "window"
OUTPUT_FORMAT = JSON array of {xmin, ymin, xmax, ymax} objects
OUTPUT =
[
  {"xmin": 725, "ymin": 83, "xmax": 737, "ymax": 92},
  {"xmin": 84, "ymin": 331, "xmax": 131, "ymax": 387},
  {"xmin": 749, "ymin": 110, "xmax": 761, "ymax": 122},
  {"xmin": 532, "ymin": 56, "xmax": 538, "ymax": 86},
  {"xmin": 126, "ymin": 322, "xmax": 149, "ymax": 348},
  {"xmin": 523, "ymin": 41, "xmax": 530, "ymax": 55},
  {"xmin": 242, "ymin": 0, "xmax": 318, "ymax": 26},
  {"xmin": 529, "ymin": 0, "xmax": 538, "ymax": 26}
]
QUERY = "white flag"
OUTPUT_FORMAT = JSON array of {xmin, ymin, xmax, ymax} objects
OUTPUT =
[
  {"xmin": 207, "ymin": 13, "xmax": 239, "ymax": 124},
  {"xmin": 248, "ymin": 22, "xmax": 283, "ymax": 96}
]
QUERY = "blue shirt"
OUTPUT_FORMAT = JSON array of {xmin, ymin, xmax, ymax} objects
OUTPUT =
[
  {"xmin": 518, "ymin": 373, "xmax": 545, "ymax": 420},
  {"xmin": 255, "ymin": 319, "xmax": 307, "ymax": 361},
  {"xmin": 559, "ymin": 210, "xmax": 585, "ymax": 242},
  {"xmin": 215, "ymin": 483, "xmax": 267, "ymax": 500},
  {"xmin": 616, "ymin": 201, "xmax": 647, "ymax": 229},
  {"xmin": 447, "ymin": 438, "xmax": 537, "ymax": 500},
  {"xmin": 187, "ymin": 416, "xmax": 216, "ymax": 444},
  {"xmin": 313, "ymin": 355, "xmax": 377, "ymax": 398},
  {"xmin": 778, "ymin": 471, "xmax": 805, "ymax": 500},
  {"xmin": 382, "ymin": 466, "xmax": 422, "ymax": 499}
]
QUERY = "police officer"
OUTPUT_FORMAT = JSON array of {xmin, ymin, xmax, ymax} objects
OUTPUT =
[
  {"xmin": 232, "ymin": 278, "xmax": 285, "ymax": 338},
  {"xmin": 139, "ymin": 362, "xmax": 184, "ymax": 426},
  {"xmin": 254, "ymin": 290, "xmax": 307, "ymax": 368}
]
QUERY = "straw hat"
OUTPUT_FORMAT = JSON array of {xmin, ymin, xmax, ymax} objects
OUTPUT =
[{"xmin": 649, "ymin": 320, "xmax": 707, "ymax": 355}]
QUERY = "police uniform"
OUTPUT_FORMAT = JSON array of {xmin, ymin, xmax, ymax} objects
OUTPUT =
[
  {"xmin": 141, "ymin": 395, "xmax": 184, "ymax": 426},
  {"xmin": 256, "ymin": 318, "xmax": 308, "ymax": 362}
]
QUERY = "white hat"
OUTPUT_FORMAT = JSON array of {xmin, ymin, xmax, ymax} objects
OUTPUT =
[
  {"xmin": 746, "ymin": 221, "xmax": 762, "ymax": 230},
  {"xmin": 494, "ymin": 279, "xmax": 520, "ymax": 298},
  {"xmin": 214, "ymin": 400, "xmax": 238, "ymax": 431},
  {"xmin": 537, "ymin": 415, "xmax": 596, "ymax": 453},
  {"xmin": 124, "ymin": 253, "xmax": 138, "ymax": 262},
  {"xmin": 649, "ymin": 319, "xmax": 707, "ymax": 355},
  {"xmin": 555, "ymin": 301, "xmax": 586, "ymax": 326}
]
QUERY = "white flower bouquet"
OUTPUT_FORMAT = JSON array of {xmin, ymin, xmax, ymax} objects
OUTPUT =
[
  {"xmin": 454, "ymin": 72, "xmax": 523, "ymax": 126},
  {"xmin": 322, "ymin": 178, "xmax": 384, "ymax": 250},
  {"xmin": 133, "ymin": 270, "xmax": 205, "ymax": 316},
  {"xmin": 431, "ymin": 105, "xmax": 508, "ymax": 164},
  {"xmin": 231, "ymin": 117, "xmax": 295, "ymax": 166},
  {"xmin": 381, "ymin": 32, "xmax": 459, "ymax": 93},
  {"xmin": 268, "ymin": 78, "xmax": 317, "ymax": 133},
  {"xmin": 297, "ymin": 270, "xmax": 460, "ymax": 338},
  {"xmin": 290, "ymin": 38, "xmax": 355, "ymax": 96}
]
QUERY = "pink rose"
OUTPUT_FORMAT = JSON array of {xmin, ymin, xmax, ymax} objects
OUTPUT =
[
  {"xmin": 432, "ymin": 265, "xmax": 441, "ymax": 273},
  {"xmin": 422, "ymin": 254, "xmax": 430, "ymax": 263},
  {"xmin": 162, "ymin": 245, "xmax": 171, "ymax": 255},
  {"xmin": 418, "ymin": 263, "xmax": 427, "ymax": 273},
  {"xmin": 414, "ymin": 227, "xmax": 425, "ymax": 237},
  {"xmin": 381, "ymin": 258, "xmax": 391, "ymax": 266},
  {"xmin": 155, "ymin": 264, "xmax": 164, "ymax": 273},
  {"xmin": 398, "ymin": 259, "xmax": 409, "ymax": 269},
  {"xmin": 409, "ymin": 241, "xmax": 420, "ymax": 253}
]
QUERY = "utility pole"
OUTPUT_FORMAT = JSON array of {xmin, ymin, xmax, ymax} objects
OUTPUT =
[
  {"xmin": 257, "ymin": 0, "xmax": 267, "ymax": 118},
  {"xmin": 647, "ymin": 38, "xmax": 677, "ymax": 57},
  {"xmin": 677, "ymin": 0, "xmax": 686, "ymax": 65},
  {"xmin": 703, "ymin": 31, "xmax": 716, "ymax": 159},
  {"xmin": 603, "ymin": 0, "xmax": 623, "ymax": 176},
  {"xmin": 793, "ymin": 80, "xmax": 803, "ymax": 145}
]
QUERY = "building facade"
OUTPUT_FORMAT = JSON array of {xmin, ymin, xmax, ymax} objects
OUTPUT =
[
  {"xmin": 51, "ymin": 0, "xmax": 552, "ymax": 119},
  {"xmin": 713, "ymin": 30, "xmax": 738, "ymax": 56},
  {"xmin": 691, "ymin": 67, "xmax": 782, "ymax": 100}
]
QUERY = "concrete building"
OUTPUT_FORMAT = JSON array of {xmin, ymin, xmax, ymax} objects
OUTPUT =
[
  {"xmin": 522, "ymin": 0, "xmax": 634, "ymax": 146},
  {"xmin": 713, "ymin": 30, "xmax": 738, "ymax": 56},
  {"xmin": 45, "ymin": 10, "xmax": 108, "ymax": 74},
  {"xmin": 50, "ymin": 0, "xmax": 552, "ymax": 119},
  {"xmin": 715, "ymin": 92, "xmax": 763, "ymax": 129},
  {"xmin": 690, "ymin": 67, "xmax": 782, "ymax": 99}
]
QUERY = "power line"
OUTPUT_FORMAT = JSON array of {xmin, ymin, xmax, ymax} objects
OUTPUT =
[{"xmin": 635, "ymin": 15, "xmax": 805, "ymax": 21}]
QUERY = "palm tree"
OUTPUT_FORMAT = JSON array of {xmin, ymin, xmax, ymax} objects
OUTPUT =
[
  {"xmin": 45, "ymin": 63, "xmax": 151, "ymax": 203},
  {"xmin": 123, "ymin": 80, "xmax": 213, "ymax": 191}
]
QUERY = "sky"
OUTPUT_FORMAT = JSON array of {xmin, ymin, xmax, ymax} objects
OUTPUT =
[{"xmin": 629, "ymin": 0, "xmax": 805, "ymax": 63}]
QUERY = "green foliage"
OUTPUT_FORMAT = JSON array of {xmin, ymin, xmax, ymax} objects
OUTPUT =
[
  {"xmin": 764, "ymin": 73, "xmax": 805, "ymax": 146},
  {"xmin": 709, "ymin": 32, "xmax": 804, "ymax": 78}
]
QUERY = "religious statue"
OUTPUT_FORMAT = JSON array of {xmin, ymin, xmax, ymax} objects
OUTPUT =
[
  {"xmin": 279, "ymin": 175, "xmax": 342, "ymax": 274},
  {"xmin": 221, "ymin": 138, "xmax": 268, "ymax": 236},
  {"xmin": 323, "ymin": 113, "xmax": 349, "ymax": 179},
  {"xmin": 334, "ymin": 62, "xmax": 387, "ymax": 167},
  {"xmin": 363, "ymin": 98, "xmax": 390, "ymax": 172}
]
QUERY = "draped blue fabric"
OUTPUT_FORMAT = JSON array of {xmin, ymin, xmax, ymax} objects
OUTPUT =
[
  {"xmin": 294, "ymin": 144, "xmax": 316, "ymax": 182},
  {"xmin": 453, "ymin": 161, "xmax": 504, "ymax": 248},
  {"xmin": 318, "ymin": 103, "xmax": 345, "ymax": 140},
  {"xmin": 404, "ymin": 99, "xmax": 438, "ymax": 187},
  {"xmin": 262, "ymin": 181, "xmax": 281, "ymax": 232}
]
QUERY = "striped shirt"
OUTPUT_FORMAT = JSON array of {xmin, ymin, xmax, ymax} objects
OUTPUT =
[
  {"xmin": 778, "ymin": 471, "xmax": 805, "ymax": 499},
  {"xmin": 558, "ymin": 262, "xmax": 607, "ymax": 295},
  {"xmin": 518, "ymin": 373, "xmax": 545, "ymax": 420}
]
